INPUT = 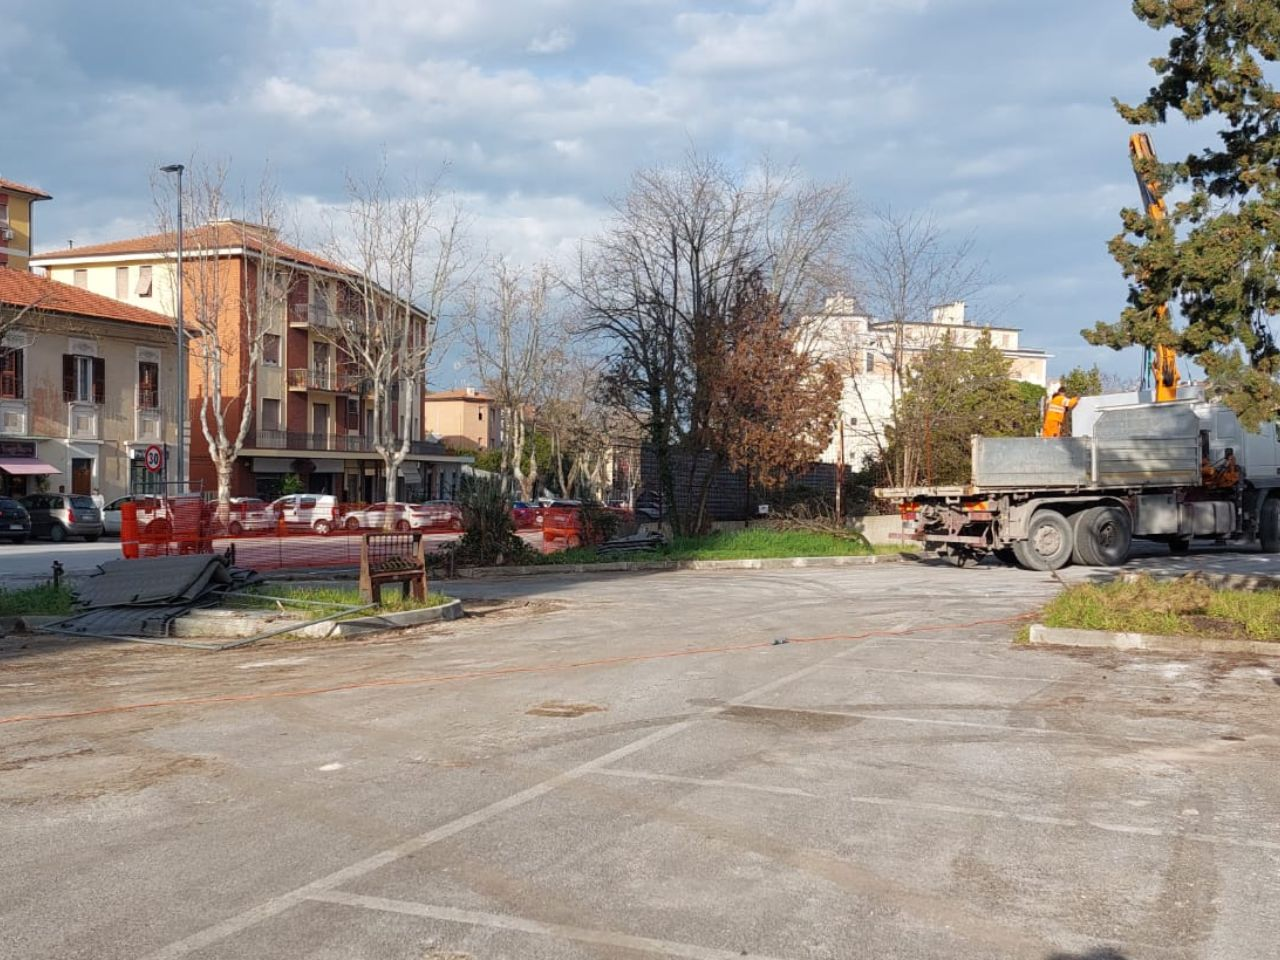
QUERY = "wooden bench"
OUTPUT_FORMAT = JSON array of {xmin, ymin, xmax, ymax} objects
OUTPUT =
[{"xmin": 359, "ymin": 532, "xmax": 429, "ymax": 605}]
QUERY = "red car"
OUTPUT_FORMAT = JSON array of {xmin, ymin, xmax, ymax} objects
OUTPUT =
[{"xmin": 511, "ymin": 501, "xmax": 539, "ymax": 528}]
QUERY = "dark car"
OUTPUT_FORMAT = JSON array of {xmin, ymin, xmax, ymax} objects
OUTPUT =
[
  {"xmin": 0, "ymin": 497, "xmax": 31, "ymax": 543},
  {"xmin": 19, "ymin": 493, "xmax": 104, "ymax": 542}
]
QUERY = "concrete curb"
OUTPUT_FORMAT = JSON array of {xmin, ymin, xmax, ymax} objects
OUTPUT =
[
  {"xmin": 1028, "ymin": 623, "xmax": 1280, "ymax": 657},
  {"xmin": 451, "ymin": 553, "xmax": 908, "ymax": 579}
]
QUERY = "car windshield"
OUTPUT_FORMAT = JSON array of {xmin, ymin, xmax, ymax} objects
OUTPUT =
[{"xmin": 70, "ymin": 496, "xmax": 97, "ymax": 510}]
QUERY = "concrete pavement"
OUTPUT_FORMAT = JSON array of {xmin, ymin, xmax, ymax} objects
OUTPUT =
[{"xmin": 2, "ymin": 558, "xmax": 1278, "ymax": 959}]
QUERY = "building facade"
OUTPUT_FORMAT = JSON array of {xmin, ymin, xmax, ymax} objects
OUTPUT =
[
  {"xmin": 423, "ymin": 387, "xmax": 501, "ymax": 451},
  {"xmin": 0, "ymin": 268, "xmax": 179, "ymax": 500},
  {"xmin": 33, "ymin": 223, "xmax": 471, "ymax": 503},
  {"xmin": 0, "ymin": 177, "xmax": 52, "ymax": 272},
  {"xmin": 811, "ymin": 297, "xmax": 1050, "ymax": 471}
]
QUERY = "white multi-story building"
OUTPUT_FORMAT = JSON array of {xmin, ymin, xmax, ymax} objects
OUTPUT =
[{"xmin": 810, "ymin": 296, "xmax": 1049, "ymax": 471}]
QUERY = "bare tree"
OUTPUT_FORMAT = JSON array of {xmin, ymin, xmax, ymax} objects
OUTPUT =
[
  {"xmin": 324, "ymin": 164, "xmax": 466, "ymax": 503},
  {"xmin": 574, "ymin": 151, "xmax": 856, "ymax": 534},
  {"xmin": 838, "ymin": 208, "xmax": 991, "ymax": 487},
  {"xmin": 154, "ymin": 163, "xmax": 292, "ymax": 516},
  {"xmin": 463, "ymin": 258, "xmax": 553, "ymax": 500}
]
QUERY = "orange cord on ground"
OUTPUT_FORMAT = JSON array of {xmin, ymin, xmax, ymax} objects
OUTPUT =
[{"xmin": 0, "ymin": 612, "xmax": 1037, "ymax": 727}]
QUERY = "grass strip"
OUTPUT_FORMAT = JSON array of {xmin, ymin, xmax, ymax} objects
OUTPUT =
[{"xmin": 0, "ymin": 583, "xmax": 76, "ymax": 617}]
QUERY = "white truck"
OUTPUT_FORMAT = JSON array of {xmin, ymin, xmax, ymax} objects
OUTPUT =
[{"xmin": 876, "ymin": 385, "xmax": 1280, "ymax": 569}]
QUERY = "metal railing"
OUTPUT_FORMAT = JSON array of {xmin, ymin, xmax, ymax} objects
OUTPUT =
[
  {"xmin": 287, "ymin": 368, "xmax": 363, "ymax": 393},
  {"xmin": 251, "ymin": 429, "xmax": 444, "ymax": 455},
  {"xmin": 288, "ymin": 302, "xmax": 340, "ymax": 330}
]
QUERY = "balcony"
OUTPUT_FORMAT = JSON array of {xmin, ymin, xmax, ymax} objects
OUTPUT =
[
  {"xmin": 287, "ymin": 368, "xmax": 363, "ymax": 393},
  {"xmin": 252, "ymin": 430, "xmax": 445, "ymax": 456},
  {"xmin": 289, "ymin": 302, "xmax": 340, "ymax": 331}
]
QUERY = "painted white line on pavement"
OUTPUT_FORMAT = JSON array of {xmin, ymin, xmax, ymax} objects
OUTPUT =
[
  {"xmin": 842, "ymin": 795, "xmax": 1280, "ymax": 852},
  {"xmin": 307, "ymin": 890, "xmax": 793, "ymax": 960},
  {"xmin": 138, "ymin": 633, "xmax": 869, "ymax": 959},
  {"xmin": 850, "ymin": 665, "xmax": 1234, "ymax": 692},
  {"xmin": 730, "ymin": 703, "xmax": 1163, "ymax": 743},
  {"xmin": 592, "ymin": 767, "xmax": 815, "ymax": 797}
]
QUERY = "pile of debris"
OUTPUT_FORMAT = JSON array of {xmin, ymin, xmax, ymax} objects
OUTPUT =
[
  {"xmin": 45, "ymin": 555, "xmax": 261, "ymax": 642},
  {"xmin": 598, "ymin": 531, "xmax": 667, "ymax": 556}
]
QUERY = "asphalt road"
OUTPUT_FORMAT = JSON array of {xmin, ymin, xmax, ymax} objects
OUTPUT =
[{"xmin": 2, "ymin": 555, "xmax": 1278, "ymax": 959}]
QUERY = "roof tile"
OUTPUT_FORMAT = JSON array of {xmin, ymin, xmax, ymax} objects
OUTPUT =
[
  {"xmin": 0, "ymin": 268, "xmax": 179, "ymax": 330},
  {"xmin": 0, "ymin": 178, "xmax": 52, "ymax": 200}
]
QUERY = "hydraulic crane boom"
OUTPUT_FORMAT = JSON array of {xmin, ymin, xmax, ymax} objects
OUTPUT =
[{"xmin": 1129, "ymin": 133, "xmax": 1181, "ymax": 402}]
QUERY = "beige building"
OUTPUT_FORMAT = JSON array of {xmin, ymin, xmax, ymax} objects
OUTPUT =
[
  {"xmin": 0, "ymin": 177, "xmax": 52, "ymax": 272},
  {"xmin": 811, "ymin": 297, "xmax": 1050, "ymax": 470},
  {"xmin": 424, "ymin": 387, "xmax": 501, "ymax": 452},
  {"xmin": 0, "ymin": 268, "xmax": 180, "ymax": 501}
]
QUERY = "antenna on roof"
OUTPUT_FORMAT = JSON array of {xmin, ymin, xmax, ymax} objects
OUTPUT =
[{"xmin": 68, "ymin": 240, "xmax": 74, "ymax": 248}]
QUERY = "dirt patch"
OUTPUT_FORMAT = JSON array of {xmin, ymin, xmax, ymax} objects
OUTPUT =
[
  {"xmin": 0, "ymin": 750, "xmax": 210, "ymax": 805},
  {"xmin": 464, "ymin": 599, "xmax": 568, "ymax": 620},
  {"xmin": 718, "ymin": 704, "xmax": 858, "ymax": 732},
  {"xmin": 526, "ymin": 700, "xmax": 606, "ymax": 718}
]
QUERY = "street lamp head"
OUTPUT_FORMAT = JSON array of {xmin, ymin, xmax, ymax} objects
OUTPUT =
[{"xmin": 160, "ymin": 163, "xmax": 185, "ymax": 174}]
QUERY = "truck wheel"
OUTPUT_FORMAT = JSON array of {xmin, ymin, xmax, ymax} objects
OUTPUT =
[
  {"xmin": 1072, "ymin": 505, "xmax": 1132, "ymax": 567},
  {"xmin": 1013, "ymin": 510, "xmax": 1074, "ymax": 571},
  {"xmin": 1261, "ymin": 498, "xmax": 1280, "ymax": 553}
]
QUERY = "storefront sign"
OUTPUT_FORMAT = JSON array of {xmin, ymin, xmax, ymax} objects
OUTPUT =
[{"xmin": 0, "ymin": 440, "xmax": 36, "ymax": 459}]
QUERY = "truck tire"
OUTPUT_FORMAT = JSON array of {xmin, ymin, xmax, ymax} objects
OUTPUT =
[
  {"xmin": 1261, "ymin": 498, "xmax": 1280, "ymax": 554},
  {"xmin": 1071, "ymin": 505, "xmax": 1132, "ymax": 567},
  {"xmin": 1013, "ymin": 510, "xmax": 1074, "ymax": 571}
]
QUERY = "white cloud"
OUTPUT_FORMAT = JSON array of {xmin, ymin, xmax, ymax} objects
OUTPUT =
[{"xmin": 528, "ymin": 27, "xmax": 575, "ymax": 55}]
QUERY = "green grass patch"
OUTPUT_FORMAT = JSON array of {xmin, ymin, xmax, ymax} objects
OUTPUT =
[
  {"xmin": 1041, "ymin": 575, "xmax": 1280, "ymax": 642},
  {"xmin": 0, "ymin": 583, "xmax": 76, "ymax": 617},
  {"xmin": 534, "ymin": 528, "xmax": 891, "ymax": 565},
  {"xmin": 237, "ymin": 584, "xmax": 451, "ymax": 617}
]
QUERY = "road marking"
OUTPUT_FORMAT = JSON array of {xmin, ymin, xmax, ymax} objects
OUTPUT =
[
  {"xmin": 592, "ymin": 767, "xmax": 815, "ymax": 797},
  {"xmin": 851, "ymin": 666, "xmax": 1217, "ymax": 691},
  {"xmin": 138, "ymin": 639, "xmax": 865, "ymax": 959},
  {"xmin": 842, "ymin": 795, "xmax": 1280, "ymax": 852},
  {"xmin": 307, "ymin": 890, "xmax": 791, "ymax": 960},
  {"xmin": 237, "ymin": 658, "xmax": 313, "ymax": 670},
  {"xmin": 730, "ymin": 703, "xmax": 1163, "ymax": 743},
  {"xmin": 317, "ymin": 763, "xmax": 344, "ymax": 772}
]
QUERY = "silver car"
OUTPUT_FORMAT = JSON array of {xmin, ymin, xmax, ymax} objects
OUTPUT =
[{"xmin": 20, "ymin": 493, "xmax": 104, "ymax": 542}]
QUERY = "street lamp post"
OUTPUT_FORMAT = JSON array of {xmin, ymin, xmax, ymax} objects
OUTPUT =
[{"xmin": 160, "ymin": 164, "xmax": 185, "ymax": 491}]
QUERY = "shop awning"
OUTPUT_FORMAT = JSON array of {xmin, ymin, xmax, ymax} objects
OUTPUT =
[{"xmin": 0, "ymin": 457, "xmax": 60, "ymax": 476}]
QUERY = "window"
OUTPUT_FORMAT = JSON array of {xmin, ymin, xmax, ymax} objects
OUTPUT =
[
  {"xmin": 0, "ymin": 200, "xmax": 8, "ymax": 226},
  {"xmin": 62, "ymin": 354, "xmax": 104, "ymax": 404},
  {"xmin": 73, "ymin": 269, "xmax": 88, "ymax": 289},
  {"xmin": 0, "ymin": 347, "xmax": 23, "ymax": 399},
  {"xmin": 312, "ymin": 341, "xmax": 331, "ymax": 372},
  {"xmin": 478, "ymin": 408, "xmax": 484, "ymax": 421},
  {"xmin": 138, "ymin": 361, "xmax": 159, "ymax": 409},
  {"xmin": 346, "ymin": 397, "xmax": 360, "ymax": 431},
  {"xmin": 136, "ymin": 265, "xmax": 153, "ymax": 297},
  {"xmin": 864, "ymin": 351, "xmax": 875, "ymax": 374},
  {"xmin": 116, "ymin": 267, "xmax": 129, "ymax": 300},
  {"xmin": 262, "ymin": 334, "xmax": 281, "ymax": 366},
  {"xmin": 261, "ymin": 398, "xmax": 280, "ymax": 432}
]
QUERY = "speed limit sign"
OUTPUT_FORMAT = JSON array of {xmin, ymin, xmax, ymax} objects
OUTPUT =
[{"xmin": 144, "ymin": 444, "xmax": 165, "ymax": 474}]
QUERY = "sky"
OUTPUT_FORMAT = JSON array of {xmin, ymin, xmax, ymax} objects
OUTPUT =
[{"xmin": 1, "ymin": 0, "xmax": 1207, "ymax": 385}]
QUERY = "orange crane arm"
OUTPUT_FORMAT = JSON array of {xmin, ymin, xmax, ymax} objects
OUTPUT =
[{"xmin": 1128, "ymin": 133, "xmax": 1181, "ymax": 402}]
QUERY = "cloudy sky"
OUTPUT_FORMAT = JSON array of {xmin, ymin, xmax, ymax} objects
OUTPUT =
[{"xmin": 3, "ymin": 0, "xmax": 1201, "ymax": 382}]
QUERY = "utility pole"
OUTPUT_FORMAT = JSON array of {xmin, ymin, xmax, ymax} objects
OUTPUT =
[{"xmin": 160, "ymin": 163, "xmax": 186, "ymax": 491}]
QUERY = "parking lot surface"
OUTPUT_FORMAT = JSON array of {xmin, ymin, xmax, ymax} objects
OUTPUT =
[{"xmin": 2, "ymin": 552, "xmax": 1278, "ymax": 960}]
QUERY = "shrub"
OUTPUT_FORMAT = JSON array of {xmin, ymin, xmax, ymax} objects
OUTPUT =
[
  {"xmin": 450, "ymin": 474, "xmax": 537, "ymax": 567},
  {"xmin": 578, "ymin": 501, "xmax": 622, "ymax": 545}
]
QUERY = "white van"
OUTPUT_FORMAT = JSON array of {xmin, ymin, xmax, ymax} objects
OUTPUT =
[{"xmin": 270, "ymin": 494, "xmax": 339, "ymax": 534}]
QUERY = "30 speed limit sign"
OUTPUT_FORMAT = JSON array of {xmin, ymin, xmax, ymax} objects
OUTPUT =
[{"xmin": 144, "ymin": 444, "xmax": 165, "ymax": 473}]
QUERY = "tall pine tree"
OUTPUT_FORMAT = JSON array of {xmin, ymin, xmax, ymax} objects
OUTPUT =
[{"xmin": 1086, "ymin": 0, "xmax": 1280, "ymax": 426}]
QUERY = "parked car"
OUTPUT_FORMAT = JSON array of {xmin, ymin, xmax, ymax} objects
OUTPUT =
[
  {"xmin": 416, "ymin": 500, "xmax": 464, "ymax": 531},
  {"xmin": 0, "ymin": 497, "xmax": 31, "ymax": 543},
  {"xmin": 342, "ymin": 501, "xmax": 424, "ymax": 532},
  {"xmin": 511, "ymin": 501, "xmax": 539, "ymax": 529},
  {"xmin": 102, "ymin": 495, "xmax": 133, "ymax": 536},
  {"xmin": 19, "ymin": 493, "xmax": 103, "ymax": 542},
  {"xmin": 270, "ymin": 494, "xmax": 339, "ymax": 534},
  {"xmin": 205, "ymin": 497, "xmax": 275, "ymax": 535}
]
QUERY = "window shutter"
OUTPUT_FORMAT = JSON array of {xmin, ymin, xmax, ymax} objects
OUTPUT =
[
  {"xmin": 62, "ymin": 355, "xmax": 74, "ymax": 402},
  {"xmin": 92, "ymin": 357, "xmax": 105, "ymax": 405}
]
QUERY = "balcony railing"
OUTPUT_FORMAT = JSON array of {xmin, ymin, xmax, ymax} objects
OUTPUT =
[
  {"xmin": 289, "ymin": 302, "xmax": 340, "ymax": 330},
  {"xmin": 137, "ymin": 387, "xmax": 160, "ymax": 410},
  {"xmin": 287, "ymin": 368, "xmax": 363, "ymax": 393},
  {"xmin": 252, "ymin": 429, "xmax": 444, "ymax": 456}
]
